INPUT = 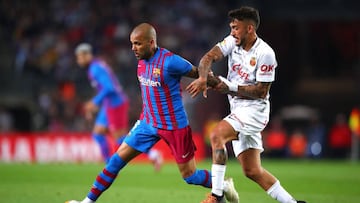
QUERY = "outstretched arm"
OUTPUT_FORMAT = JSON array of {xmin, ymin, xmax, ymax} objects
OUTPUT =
[
  {"xmin": 236, "ymin": 82, "xmax": 271, "ymax": 99},
  {"xmin": 216, "ymin": 77, "xmax": 271, "ymax": 99},
  {"xmin": 198, "ymin": 46, "xmax": 224, "ymax": 81},
  {"xmin": 186, "ymin": 46, "xmax": 224, "ymax": 98},
  {"xmin": 186, "ymin": 66, "xmax": 221, "ymax": 88}
]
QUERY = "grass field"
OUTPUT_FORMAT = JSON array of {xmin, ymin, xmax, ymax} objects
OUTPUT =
[{"xmin": 0, "ymin": 160, "xmax": 360, "ymax": 203}]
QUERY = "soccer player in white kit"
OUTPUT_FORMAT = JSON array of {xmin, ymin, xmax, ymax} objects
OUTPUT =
[{"xmin": 187, "ymin": 6, "xmax": 306, "ymax": 203}]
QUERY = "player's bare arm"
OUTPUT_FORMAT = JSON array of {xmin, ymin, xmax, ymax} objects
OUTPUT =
[
  {"xmin": 186, "ymin": 46, "xmax": 224, "ymax": 98},
  {"xmin": 216, "ymin": 81, "xmax": 271, "ymax": 99},
  {"xmin": 236, "ymin": 82, "xmax": 271, "ymax": 99},
  {"xmin": 186, "ymin": 66, "xmax": 221, "ymax": 88}
]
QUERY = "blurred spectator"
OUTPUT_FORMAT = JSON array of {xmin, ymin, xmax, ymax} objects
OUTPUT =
[
  {"xmin": 328, "ymin": 114, "xmax": 352, "ymax": 158},
  {"xmin": 288, "ymin": 130, "xmax": 307, "ymax": 158},
  {"xmin": 306, "ymin": 116, "xmax": 326, "ymax": 158},
  {"xmin": 264, "ymin": 117, "xmax": 287, "ymax": 157}
]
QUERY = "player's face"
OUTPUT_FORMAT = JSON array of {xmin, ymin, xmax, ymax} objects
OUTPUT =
[
  {"xmin": 130, "ymin": 33, "xmax": 153, "ymax": 60},
  {"xmin": 76, "ymin": 52, "xmax": 92, "ymax": 68},
  {"xmin": 230, "ymin": 19, "xmax": 251, "ymax": 46}
]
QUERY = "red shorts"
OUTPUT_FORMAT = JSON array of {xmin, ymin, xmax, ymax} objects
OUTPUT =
[
  {"xmin": 157, "ymin": 126, "xmax": 196, "ymax": 164},
  {"xmin": 106, "ymin": 102, "xmax": 129, "ymax": 132}
]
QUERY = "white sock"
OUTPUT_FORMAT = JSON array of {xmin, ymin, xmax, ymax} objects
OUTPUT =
[
  {"xmin": 148, "ymin": 149, "xmax": 160, "ymax": 161},
  {"xmin": 267, "ymin": 180, "xmax": 296, "ymax": 203},
  {"xmin": 211, "ymin": 164, "xmax": 226, "ymax": 196},
  {"xmin": 82, "ymin": 197, "xmax": 95, "ymax": 203}
]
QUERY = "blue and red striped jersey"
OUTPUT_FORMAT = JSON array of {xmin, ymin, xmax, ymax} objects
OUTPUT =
[
  {"xmin": 88, "ymin": 59, "xmax": 128, "ymax": 107},
  {"xmin": 137, "ymin": 48, "xmax": 192, "ymax": 130}
]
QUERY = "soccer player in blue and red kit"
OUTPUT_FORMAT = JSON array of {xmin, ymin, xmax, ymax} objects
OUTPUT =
[
  {"xmin": 75, "ymin": 44, "xmax": 162, "ymax": 168},
  {"xmin": 67, "ymin": 23, "xmax": 239, "ymax": 203}
]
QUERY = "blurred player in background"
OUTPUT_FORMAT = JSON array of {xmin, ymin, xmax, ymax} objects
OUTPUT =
[
  {"xmin": 187, "ymin": 7, "xmax": 307, "ymax": 203},
  {"xmin": 67, "ymin": 23, "xmax": 239, "ymax": 203},
  {"xmin": 75, "ymin": 44, "xmax": 162, "ymax": 169}
]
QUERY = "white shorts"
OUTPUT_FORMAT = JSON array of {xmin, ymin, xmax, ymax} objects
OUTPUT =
[{"xmin": 223, "ymin": 103, "xmax": 270, "ymax": 157}]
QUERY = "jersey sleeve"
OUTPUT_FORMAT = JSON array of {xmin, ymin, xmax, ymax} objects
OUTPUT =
[
  {"xmin": 165, "ymin": 54, "xmax": 193, "ymax": 76},
  {"xmin": 216, "ymin": 35, "xmax": 236, "ymax": 57},
  {"xmin": 256, "ymin": 49, "xmax": 277, "ymax": 82},
  {"xmin": 90, "ymin": 65, "xmax": 116, "ymax": 106}
]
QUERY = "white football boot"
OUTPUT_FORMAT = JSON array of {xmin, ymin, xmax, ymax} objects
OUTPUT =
[{"xmin": 224, "ymin": 177, "xmax": 240, "ymax": 203}]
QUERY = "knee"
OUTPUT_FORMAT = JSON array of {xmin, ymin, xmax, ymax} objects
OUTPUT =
[
  {"xmin": 210, "ymin": 131, "xmax": 223, "ymax": 148},
  {"xmin": 243, "ymin": 166, "xmax": 263, "ymax": 181},
  {"xmin": 112, "ymin": 129, "xmax": 127, "ymax": 137}
]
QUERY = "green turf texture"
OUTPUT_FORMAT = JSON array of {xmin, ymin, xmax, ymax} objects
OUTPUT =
[{"xmin": 0, "ymin": 160, "xmax": 359, "ymax": 203}]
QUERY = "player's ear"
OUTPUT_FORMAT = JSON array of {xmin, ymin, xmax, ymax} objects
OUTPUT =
[
  {"xmin": 150, "ymin": 39, "xmax": 155, "ymax": 46},
  {"xmin": 247, "ymin": 24, "xmax": 254, "ymax": 33}
]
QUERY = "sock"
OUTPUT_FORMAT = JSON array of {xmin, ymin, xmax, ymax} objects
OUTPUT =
[
  {"xmin": 211, "ymin": 164, "xmax": 226, "ymax": 197},
  {"xmin": 267, "ymin": 180, "xmax": 297, "ymax": 203},
  {"xmin": 147, "ymin": 149, "xmax": 160, "ymax": 161},
  {"xmin": 87, "ymin": 153, "xmax": 127, "ymax": 201},
  {"xmin": 116, "ymin": 135, "xmax": 126, "ymax": 146},
  {"xmin": 183, "ymin": 169, "xmax": 212, "ymax": 188},
  {"xmin": 93, "ymin": 133, "xmax": 111, "ymax": 163}
]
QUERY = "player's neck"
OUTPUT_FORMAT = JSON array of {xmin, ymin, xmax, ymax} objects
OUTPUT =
[
  {"xmin": 242, "ymin": 34, "xmax": 257, "ymax": 51},
  {"xmin": 145, "ymin": 47, "xmax": 158, "ymax": 61}
]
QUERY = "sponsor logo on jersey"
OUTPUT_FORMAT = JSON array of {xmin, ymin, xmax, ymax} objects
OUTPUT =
[
  {"xmin": 152, "ymin": 68, "xmax": 161, "ymax": 78},
  {"xmin": 250, "ymin": 57, "xmax": 256, "ymax": 66},
  {"xmin": 138, "ymin": 75, "xmax": 161, "ymax": 87},
  {"xmin": 259, "ymin": 64, "xmax": 274, "ymax": 75},
  {"xmin": 232, "ymin": 64, "xmax": 250, "ymax": 80}
]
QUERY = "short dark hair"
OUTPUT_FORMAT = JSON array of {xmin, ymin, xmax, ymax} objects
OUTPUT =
[{"xmin": 228, "ymin": 7, "xmax": 260, "ymax": 30}]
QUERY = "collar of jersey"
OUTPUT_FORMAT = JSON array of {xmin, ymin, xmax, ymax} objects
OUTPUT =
[{"xmin": 240, "ymin": 37, "xmax": 261, "ymax": 53}]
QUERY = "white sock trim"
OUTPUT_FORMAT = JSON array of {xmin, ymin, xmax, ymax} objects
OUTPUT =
[
  {"xmin": 82, "ymin": 197, "xmax": 95, "ymax": 203},
  {"xmin": 267, "ymin": 180, "xmax": 280, "ymax": 194},
  {"xmin": 267, "ymin": 180, "xmax": 296, "ymax": 203}
]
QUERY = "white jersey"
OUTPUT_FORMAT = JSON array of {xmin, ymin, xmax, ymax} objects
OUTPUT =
[{"xmin": 216, "ymin": 35, "xmax": 277, "ymax": 109}]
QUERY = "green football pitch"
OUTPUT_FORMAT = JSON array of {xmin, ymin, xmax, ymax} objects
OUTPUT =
[{"xmin": 0, "ymin": 160, "xmax": 359, "ymax": 203}]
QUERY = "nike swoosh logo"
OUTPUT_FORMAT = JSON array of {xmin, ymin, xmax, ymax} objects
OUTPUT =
[{"xmin": 182, "ymin": 152, "xmax": 190, "ymax": 158}]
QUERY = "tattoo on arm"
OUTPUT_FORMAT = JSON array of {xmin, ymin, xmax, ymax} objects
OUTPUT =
[
  {"xmin": 198, "ymin": 46, "xmax": 224, "ymax": 80},
  {"xmin": 235, "ymin": 82, "xmax": 272, "ymax": 99},
  {"xmin": 214, "ymin": 148, "xmax": 228, "ymax": 165},
  {"xmin": 186, "ymin": 66, "xmax": 221, "ymax": 87}
]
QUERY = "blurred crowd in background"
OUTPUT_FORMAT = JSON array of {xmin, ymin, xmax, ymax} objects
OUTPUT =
[{"xmin": 0, "ymin": 0, "xmax": 359, "ymax": 159}]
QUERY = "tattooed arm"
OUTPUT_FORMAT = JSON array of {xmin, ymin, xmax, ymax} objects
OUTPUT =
[
  {"xmin": 186, "ymin": 66, "xmax": 222, "ymax": 88},
  {"xmin": 186, "ymin": 46, "xmax": 224, "ymax": 98},
  {"xmin": 215, "ymin": 80, "xmax": 271, "ymax": 99},
  {"xmin": 236, "ymin": 82, "xmax": 271, "ymax": 99}
]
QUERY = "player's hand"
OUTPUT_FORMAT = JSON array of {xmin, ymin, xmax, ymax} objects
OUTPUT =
[
  {"xmin": 186, "ymin": 77, "xmax": 208, "ymax": 98},
  {"xmin": 84, "ymin": 101, "xmax": 98, "ymax": 112},
  {"xmin": 84, "ymin": 101, "xmax": 98, "ymax": 121},
  {"xmin": 85, "ymin": 110, "xmax": 94, "ymax": 121}
]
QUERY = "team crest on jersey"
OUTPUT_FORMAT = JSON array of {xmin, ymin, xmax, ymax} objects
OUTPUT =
[
  {"xmin": 152, "ymin": 68, "xmax": 161, "ymax": 78},
  {"xmin": 250, "ymin": 57, "xmax": 256, "ymax": 66}
]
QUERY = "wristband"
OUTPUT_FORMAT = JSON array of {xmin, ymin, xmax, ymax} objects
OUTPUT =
[{"xmin": 218, "ymin": 76, "xmax": 238, "ymax": 92}]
